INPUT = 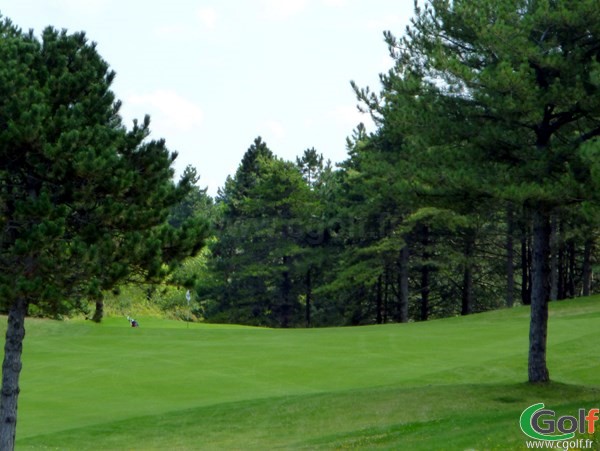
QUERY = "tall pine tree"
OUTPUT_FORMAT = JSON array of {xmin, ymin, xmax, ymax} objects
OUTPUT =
[
  {"xmin": 355, "ymin": 0, "xmax": 600, "ymax": 382},
  {"xmin": 0, "ymin": 21, "xmax": 207, "ymax": 448}
]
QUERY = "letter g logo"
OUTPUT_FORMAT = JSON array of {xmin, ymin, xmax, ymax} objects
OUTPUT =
[{"xmin": 520, "ymin": 403, "xmax": 575, "ymax": 441}]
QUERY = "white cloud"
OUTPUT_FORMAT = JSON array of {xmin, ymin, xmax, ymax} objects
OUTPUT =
[
  {"xmin": 328, "ymin": 105, "xmax": 371, "ymax": 128},
  {"xmin": 196, "ymin": 7, "xmax": 218, "ymax": 30},
  {"xmin": 260, "ymin": 0, "xmax": 309, "ymax": 20},
  {"xmin": 263, "ymin": 120, "xmax": 286, "ymax": 140},
  {"xmin": 51, "ymin": 0, "xmax": 113, "ymax": 15},
  {"xmin": 258, "ymin": 0, "xmax": 346, "ymax": 20},
  {"xmin": 367, "ymin": 14, "xmax": 409, "ymax": 32},
  {"xmin": 126, "ymin": 90, "xmax": 204, "ymax": 132},
  {"xmin": 154, "ymin": 7, "xmax": 217, "ymax": 39},
  {"xmin": 154, "ymin": 24, "xmax": 196, "ymax": 40}
]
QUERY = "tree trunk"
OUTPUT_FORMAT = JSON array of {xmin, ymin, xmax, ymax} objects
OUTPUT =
[
  {"xmin": 420, "ymin": 266, "xmax": 429, "ymax": 321},
  {"xmin": 375, "ymin": 274, "xmax": 383, "ymax": 324},
  {"xmin": 91, "ymin": 294, "xmax": 104, "ymax": 323},
  {"xmin": 305, "ymin": 268, "xmax": 312, "ymax": 328},
  {"xmin": 582, "ymin": 237, "xmax": 593, "ymax": 297},
  {"xmin": 557, "ymin": 233, "xmax": 566, "ymax": 300},
  {"xmin": 506, "ymin": 206, "xmax": 515, "ymax": 307},
  {"xmin": 383, "ymin": 267, "xmax": 390, "ymax": 324},
  {"xmin": 420, "ymin": 226, "xmax": 430, "ymax": 322},
  {"xmin": 461, "ymin": 233, "xmax": 474, "ymax": 316},
  {"xmin": 399, "ymin": 245, "xmax": 410, "ymax": 323},
  {"xmin": 280, "ymin": 256, "xmax": 292, "ymax": 328},
  {"xmin": 567, "ymin": 240, "xmax": 576, "ymax": 298},
  {"xmin": 528, "ymin": 211, "xmax": 551, "ymax": 383},
  {"xmin": 0, "ymin": 298, "xmax": 28, "ymax": 451},
  {"xmin": 521, "ymin": 222, "xmax": 532, "ymax": 305},
  {"xmin": 527, "ymin": 234, "xmax": 533, "ymax": 304},
  {"xmin": 549, "ymin": 216, "xmax": 558, "ymax": 301}
]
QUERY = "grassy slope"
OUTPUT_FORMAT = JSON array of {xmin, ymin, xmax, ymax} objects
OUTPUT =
[{"xmin": 6, "ymin": 297, "xmax": 600, "ymax": 450}]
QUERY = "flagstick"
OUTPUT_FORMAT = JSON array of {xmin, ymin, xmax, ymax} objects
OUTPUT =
[{"xmin": 186, "ymin": 289, "xmax": 191, "ymax": 329}]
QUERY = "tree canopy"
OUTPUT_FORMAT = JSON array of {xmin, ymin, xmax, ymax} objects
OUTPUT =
[
  {"xmin": 353, "ymin": 0, "xmax": 600, "ymax": 382},
  {"xmin": 197, "ymin": 0, "xmax": 600, "ymax": 386},
  {"xmin": 0, "ymin": 19, "xmax": 207, "ymax": 449}
]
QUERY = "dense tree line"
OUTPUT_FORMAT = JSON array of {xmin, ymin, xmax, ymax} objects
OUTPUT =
[
  {"xmin": 197, "ymin": 133, "xmax": 599, "ymax": 328},
  {"xmin": 194, "ymin": 0, "xmax": 600, "ymax": 385}
]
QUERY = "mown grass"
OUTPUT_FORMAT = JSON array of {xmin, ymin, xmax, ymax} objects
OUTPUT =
[{"xmin": 5, "ymin": 296, "xmax": 600, "ymax": 450}]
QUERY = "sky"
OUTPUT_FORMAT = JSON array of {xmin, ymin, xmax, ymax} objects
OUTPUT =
[{"xmin": 1, "ymin": 0, "xmax": 415, "ymax": 195}]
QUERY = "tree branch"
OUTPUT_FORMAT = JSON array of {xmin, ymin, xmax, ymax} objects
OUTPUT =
[{"xmin": 577, "ymin": 125, "xmax": 600, "ymax": 145}]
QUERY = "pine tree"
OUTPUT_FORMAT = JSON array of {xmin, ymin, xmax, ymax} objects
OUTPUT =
[
  {"xmin": 356, "ymin": 0, "xmax": 600, "ymax": 382},
  {"xmin": 206, "ymin": 139, "xmax": 330, "ymax": 327},
  {"xmin": 296, "ymin": 147, "xmax": 324, "ymax": 189},
  {"xmin": 0, "ymin": 21, "xmax": 207, "ymax": 448}
]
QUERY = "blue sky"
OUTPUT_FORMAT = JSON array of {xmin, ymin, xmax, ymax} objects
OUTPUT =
[{"xmin": 2, "ymin": 0, "xmax": 414, "ymax": 195}]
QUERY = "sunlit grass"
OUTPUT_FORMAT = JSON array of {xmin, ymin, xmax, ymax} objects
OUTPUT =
[{"xmin": 6, "ymin": 296, "xmax": 600, "ymax": 449}]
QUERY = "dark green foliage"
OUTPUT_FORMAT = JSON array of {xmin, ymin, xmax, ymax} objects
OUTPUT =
[
  {"xmin": 0, "ymin": 22, "xmax": 207, "ymax": 314},
  {"xmin": 193, "ymin": 2, "xmax": 600, "ymax": 344},
  {"xmin": 217, "ymin": 136, "xmax": 274, "ymax": 212},
  {"xmin": 0, "ymin": 18, "xmax": 208, "ymax": 447},
  {"xmin": 296, "ymin": 147, "xmax": 324, "ymax": 189},
  {"xmin": 0, "ymin": 21, "xmax": 209, "ymax": 307},
  {"xmin": 203, "ymin": 139, "xmax": 334, "ymax": 327},
  {"xmin": 352, "ymin": 0, "xmax": 600, "ymax": 382}
]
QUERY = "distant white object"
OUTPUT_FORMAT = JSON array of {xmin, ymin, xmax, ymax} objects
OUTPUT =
[{"xmin": 186, "ymin": 290, "xmax": 191, "ymax": 304}]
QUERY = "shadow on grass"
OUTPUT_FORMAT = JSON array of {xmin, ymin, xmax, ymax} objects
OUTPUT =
[{"xmin": 17, "ymin": 381, "xmax": 600, "ymax": 450}]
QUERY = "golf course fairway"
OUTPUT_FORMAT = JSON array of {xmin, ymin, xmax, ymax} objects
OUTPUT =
[{"xmin": 6, "ymin": 296, "xmax": 600, "ymax": 449}]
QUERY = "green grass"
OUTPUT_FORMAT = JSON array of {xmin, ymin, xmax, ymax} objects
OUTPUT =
[{"xmin": 5, "ymin": 297, "xmax": 600, "ymax": 449}]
